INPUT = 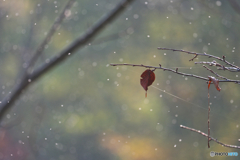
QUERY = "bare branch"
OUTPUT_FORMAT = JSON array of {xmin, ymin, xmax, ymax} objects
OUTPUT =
[
  {"xmin": 195, "ymin": 60, "xmax": 224, "ymax": 69},
  {"xmin": 157, "ymin": 47, "xmax": 240, "ymax": 69},
  {"xmin": 207, "ymin": 86, "xmax": 211, "ymax": 148},
  {"xmin": 203, "ymin": 65, "xmax": 229, "ymax": 81},
  {"xmin": 189, "ymin": 54, "xmax": 198, "ymax": 61},
  {"xmin": 218, "ymin": 67, "xmax": 240, "ymax": 72},
  {"xmin": 112, "ymin": 48, "xmax": 240, "ymax": 149},
  {"xmin": 180, "ymin": 125, "xmax": 240, "ymax": 149},
  {"xmin": 27, "ymin": 0, "xmax": 76, "ymax": 72},
  {"xmin": 195, "ymin": 61, "xmax": 240, "ymax": 72},
  {"xmin": 110, "ymin": 63, "xmax": 240, "ymax": 83},
  {"xmin": 111, "ymin": 63, "xmax": 209, "ymax": 80},
  {"xmin": 0, "ymin": 0, "xmax": 135, "ymax": 120}
]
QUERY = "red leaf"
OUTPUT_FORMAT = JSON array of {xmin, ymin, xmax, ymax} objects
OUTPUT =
[
  {"xmin": 208, "ymin": 80, "xmax": 211, "ymax": 90},
  {"xmin": 208, "ymin": 76, "xmax": 221, "ymax": 91},
  {"xmin": 140, "ymin": 69, "xmax": 155, "ymax": 97}
]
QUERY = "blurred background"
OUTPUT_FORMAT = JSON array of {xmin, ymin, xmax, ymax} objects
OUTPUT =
[{"xmin": 0, "ymin": 0, "xmax": 240, "ymax": 159}]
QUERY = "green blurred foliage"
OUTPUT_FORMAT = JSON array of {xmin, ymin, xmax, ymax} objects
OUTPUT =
[{"xmin": 0, "ymin": 0, "xmax": 240, "ymax": 159}]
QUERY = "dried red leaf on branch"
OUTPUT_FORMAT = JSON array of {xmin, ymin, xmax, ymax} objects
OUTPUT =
[
  {"xmin": 140, "ymin": 69, "xmax": 155, "ymax": 97},
  {"xmin": 208, "ymin": 76, "xmax": 221, "ymax": 91}
]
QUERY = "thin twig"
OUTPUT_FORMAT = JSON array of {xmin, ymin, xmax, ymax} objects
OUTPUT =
[
  {"xmin": 0, "ymin": 0, "xmax": 135, "ymax": 120},
  {"xmin": 27, "ymin": 0, "xmax": 76, "ymax": 72},
  {"xmin": 180, "ymin": 125, "xmax": 240, "ymax": 149},
  {"xmin": 110, "ymin": 63, "xmax": 240, "ymax": 83},
  {"xmin": 218, "ymin": 67, "xmax": 240, "ymax": 72},
  {"xmin": 189, "ymin": 54, "xmax": 198, "ymax": 61},
  {"xmin": 208, "ymin": 87, "xmax": 210, "ymax": 148},
  {"xmin": 195, "ymin": 61, "xmax": 225, "ymax": 69},
  {"xmin": 157, "ymin": 47, "xmax": 240, "ymax": 69},
  {"xmin": 195, "ymin": 61, "xmax": 240, "ymax": 72},
  {"xmin": 203, "ymin": 65, "xmax": 229, "ymax": 81},
  {"xmin": 111, "ymin": 63, "xmax": 209, "ymax": 80}
]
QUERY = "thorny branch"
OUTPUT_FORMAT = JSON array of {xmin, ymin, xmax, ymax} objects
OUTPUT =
[
  {"xmin": 180, "ymin": 125, "xmax": 240, "ymax": 149},
  {"xmin": 0, "ymin": 0, "xmax": 135, "ymax": 120}
]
